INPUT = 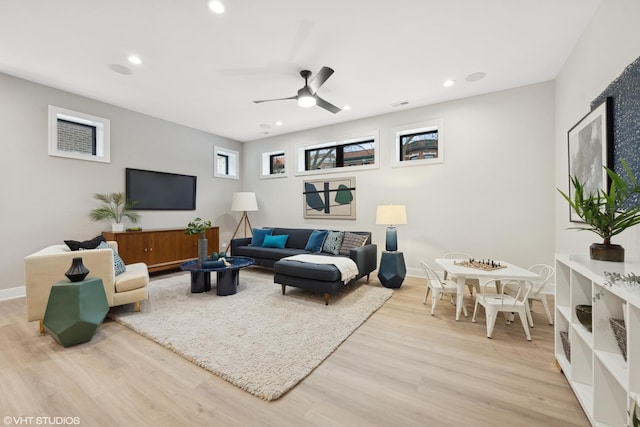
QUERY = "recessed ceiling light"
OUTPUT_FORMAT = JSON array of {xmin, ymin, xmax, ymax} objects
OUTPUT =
[
  {"xmin": 391, "ymin": 101, "xmax": 409, "ymax": 107},
  {"xmin": 443, "ymin": 79, "xmax": 455, "ymax": 87},
  {"xmin": 466, "ymin": 72, "xmax": 487, "ymax": 82},
  {"xmin": 127, "ymin": 55, "xmax": 142, "ymax": 65},
  {"xmin": 208, "ymin": 0, "xmax": 225, "ymax": 14},
  {"xmin": 275, "ymin": 121, "xmax": 283, "ymax": 126},
  {"xmin": 342, "ymin": 105, "xmax": 351, "ymax": 111}
]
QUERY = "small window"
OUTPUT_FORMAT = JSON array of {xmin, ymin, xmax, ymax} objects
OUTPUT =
[
  {"xmin": 261, "ymin": 150, "xmax": 287, "ymax": 179},
  {"xmin": 48, "ymin": 105, "xmax": 110, "ymax": 163},
  {"xmin": 399, "ymin": 130, "xmax": 438, "ymax": 160},
  {"xmin": 214, "ymin": 146, "xmax": 239, "ymax": 179},
  {"xmin": 297, "ymin": 133, "xmax": 378, "ymax": 175},
  {"xmin": 305, "ymin": 146, "xmax": 337, "ymax": 170},
  {"xmin": 393, "ymin": 120, "xmax": 444, "ymax": 167}
]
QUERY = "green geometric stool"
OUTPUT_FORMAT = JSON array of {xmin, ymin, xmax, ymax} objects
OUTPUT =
[{"xmin": 43, "ymin": 277, "xmax": 109, "ymax": 347}]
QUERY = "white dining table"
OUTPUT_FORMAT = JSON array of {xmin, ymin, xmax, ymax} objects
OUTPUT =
[{"xmin": 434, "ymin": 258, "xmax": 541, "ymax": 321}]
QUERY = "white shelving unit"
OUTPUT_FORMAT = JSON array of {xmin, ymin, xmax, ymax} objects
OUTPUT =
[{"xmin": 555, "ymin": 254, "xmax": 640, "ymax": 426}]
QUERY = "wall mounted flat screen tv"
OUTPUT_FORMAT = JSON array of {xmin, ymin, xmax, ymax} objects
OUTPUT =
[{"xmin": 126, "ymin": 168, "xmax": 196, "ymax": 210}]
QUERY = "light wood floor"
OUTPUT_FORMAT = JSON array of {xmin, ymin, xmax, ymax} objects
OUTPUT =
[{"xmin": 0, "ymin": 269, "xmax": 588, "ymax": 427}]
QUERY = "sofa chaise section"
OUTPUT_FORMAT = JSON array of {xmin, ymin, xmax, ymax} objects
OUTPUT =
[{"xmin": 232, "ymin": 227, "xmax": 377, "ymax": 304}]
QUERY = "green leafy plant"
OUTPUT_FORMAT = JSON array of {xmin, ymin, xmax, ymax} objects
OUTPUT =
[
  {"xmin": 184, "ymin": 217, "xmax": 212, "ymax": 236},
  {"xmin": 604, "ymin": 271, "xmax": 640, "ymax": 287},
  {"xmin": 558, "ymin": 159, "xmax": 640, "ymax": 245},
  {"xmin": 89, "ymin": 193, "xmax": 139, "ymax": 224}
]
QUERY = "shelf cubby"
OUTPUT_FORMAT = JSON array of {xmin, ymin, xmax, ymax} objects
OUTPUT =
[
  {"xmin": 593, "ymin": 357, "xmax": 627, "ymax": 426},
  {"xmin": 629, "ymin": 304, "xmax": 640, "ymax": 395},
  {"xmin": 571, "ymin": 325, "xmax": 593, "ymax": 386}
]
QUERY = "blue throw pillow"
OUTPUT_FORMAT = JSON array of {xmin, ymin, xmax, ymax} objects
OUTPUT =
[
  {"xmin": 262, "ymin": 234, "xmax": 288, "ymax": 249},
  {"xmin": 250, "ymin": 228, "xmax": 273, "ymax": 246},
  {"xmin": 304, "ymin": 230, "xmax": 328, "ymax": 252}
]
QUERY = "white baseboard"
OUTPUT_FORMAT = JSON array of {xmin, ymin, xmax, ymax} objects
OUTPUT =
[
  {"xmin": 406, "ymin": 267, "xmax": 421, "ymax": 278},
  {"xmin": 0, "ymin": 285, "xmax": 25, "ymax": 301}
]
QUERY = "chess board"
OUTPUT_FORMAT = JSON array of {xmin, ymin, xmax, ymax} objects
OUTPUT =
[{"xmin": 453, "ymin": 260, "xmax": 507, "ymax": 271}]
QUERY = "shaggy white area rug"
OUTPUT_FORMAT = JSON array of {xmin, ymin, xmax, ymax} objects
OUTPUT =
[{"xmin": 109, "ymin": 270, "xmax": 393, "ymax": 400}]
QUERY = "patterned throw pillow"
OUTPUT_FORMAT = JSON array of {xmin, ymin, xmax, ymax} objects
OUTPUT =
[
  {"xmin": 339, "ymin": 232, "xmax": 368, "ymax": 256},
  {"xmin": 322, "ymin": 231, "xmax": 345, "ymax": 255},
  {"xmin": 82, "ymin": 241, "xmax": 126, "ymax": 275}
]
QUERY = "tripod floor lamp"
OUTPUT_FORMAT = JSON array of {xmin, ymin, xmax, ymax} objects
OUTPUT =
[{"xmin": 227, "ymin": 192, "xmax": 258, "ymax": 250}]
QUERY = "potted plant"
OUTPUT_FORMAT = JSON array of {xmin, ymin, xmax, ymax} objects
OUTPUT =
[
  {"xmin": 89, "ymin": 193, "xmax": 140, "ymax": 232},
  {"xmin": 558, "ymin": 159, "xmax": 640, "ymax": 262},
  {"xmin": 185, "ymin": 217, "xmax": 212, "ymax": 264}
]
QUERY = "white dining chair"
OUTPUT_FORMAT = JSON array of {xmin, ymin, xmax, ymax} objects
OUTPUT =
[
  {"xmin": 525, "ymin": 264, "xmax": 555, "ymax": 326},
  {"xmin": 443, "ymin": 252, "xmax": 480, "ymax": 295},
  {"xmin": 503, "ymin": 264, "xmax": 554, "ymax": 327},
  {"xmin": 472, "ymin": 278, "xmax": 534, "ymax": 341},
  {"xmin": 420, "ymin": 261, "xmax": 468, "ymax": 317}
]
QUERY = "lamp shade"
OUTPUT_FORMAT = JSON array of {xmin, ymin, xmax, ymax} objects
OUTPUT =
[
  {"xmin": 375, "ymin": 205, "xmax": 407, "ymax": 225},
  {"xmin": 231, "ymin": 192, "xmax": 258, "ymax": 212}
]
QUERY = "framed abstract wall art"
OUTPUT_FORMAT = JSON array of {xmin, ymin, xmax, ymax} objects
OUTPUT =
[
  {"xmin": 567, "ymin": 97, "xmax": 613, "ymax": 222},
  {"xmin": 303, "ymin": 177, "xmax": 356, "ymax": 219}
]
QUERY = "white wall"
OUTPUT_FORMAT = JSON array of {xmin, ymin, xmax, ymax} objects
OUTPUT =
[
  {"xmin": 555, "ymin": 0, "xmax": 640, "ymax": 260},
  {"xmin": 0, "ymin": 73, "xmax": 243, "ymax": 292},
  {"xmin": 243, "ymin": 82, "xmax": 556, "ymax": 276}
]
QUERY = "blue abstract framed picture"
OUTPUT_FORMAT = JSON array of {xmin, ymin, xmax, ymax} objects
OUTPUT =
[{"xmin": 303, "ymin": 177, "xmax": 356, "ymax": 219}]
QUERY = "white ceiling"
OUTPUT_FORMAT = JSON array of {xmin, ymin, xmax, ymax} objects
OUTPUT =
[{"xmin": 0, "ymin": 0, "xmax": 600, "ymax": 142}]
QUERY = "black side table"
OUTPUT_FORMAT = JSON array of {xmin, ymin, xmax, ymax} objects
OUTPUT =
[
  {"xmin": 180, "ymin": 257, "xmax": 255, "ymax": 295},
  {"xmin": 378, "ymin": 251, "xmax": 406, "ymax": 288}
]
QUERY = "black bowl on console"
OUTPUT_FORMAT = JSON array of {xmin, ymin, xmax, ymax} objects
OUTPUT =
[{"xmin": 576, "ymin": 304, "xmax": 592, "ymax": 332}]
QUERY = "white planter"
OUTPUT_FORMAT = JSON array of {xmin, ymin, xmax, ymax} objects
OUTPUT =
[{"xmin": 111, "ymin": 223, "xmax": 125, "ymax": 232}]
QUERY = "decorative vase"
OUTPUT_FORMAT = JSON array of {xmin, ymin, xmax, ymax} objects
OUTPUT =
[
  {"xmin": 576, "ymin": 304, "xmax": 592, "ymax": 332},
  {"xmin": 590, "ymin": 243, "xmax": 624, "ymax": 262},
  {"xmin": 65, "ymin": 257, "xmax": 89, "ymax": 282},
  {"xmin": 198, "ymin": 237, "xmax": 208, "ymax": 265},
  {"xmin": 112, "ymin": 222, "xmax": 125, "ymax": 232}
]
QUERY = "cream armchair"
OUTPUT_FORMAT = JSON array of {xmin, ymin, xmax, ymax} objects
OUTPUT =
[{"xmin": 24, "ymin": 241, "xmax": 149, "ymax": 332}]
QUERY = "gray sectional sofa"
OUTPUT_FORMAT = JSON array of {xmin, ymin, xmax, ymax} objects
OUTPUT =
[{"xmin": 230, "ymin": 227, "xmax": 377, "ymax": 304}]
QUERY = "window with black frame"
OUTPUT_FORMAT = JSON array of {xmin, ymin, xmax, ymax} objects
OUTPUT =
[
  {"xmin": 305, "ymin": 139, "xmax": 375, "ymax": 171},
  {"xmin": 217, "ymin": 153, "xmax": 229, "ymax": 174},
  {"xmin": 399, "ymin": 129, "xmax": 438, "ymax": 161},
  {"xmin": 269, "ymin": 152, "xmax": 285, "ymax": 174}
]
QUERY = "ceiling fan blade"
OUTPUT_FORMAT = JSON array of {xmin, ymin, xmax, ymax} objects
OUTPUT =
[
  {"xmin": 316, "ymin": 96, "xmax": 341, "ymax": 114},
  {"xmin": 308, "ymin": 66, "xmax": 334, "ymax": 93},
  {"xmin": 253, "ymin": 96, "xmax": 296, "ymax": 104}
]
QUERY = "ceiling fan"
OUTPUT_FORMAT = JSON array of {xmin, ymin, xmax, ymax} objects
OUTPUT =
[{"xmin": 253, "ymin": 66, "xmax": 341, "ymax": 114}]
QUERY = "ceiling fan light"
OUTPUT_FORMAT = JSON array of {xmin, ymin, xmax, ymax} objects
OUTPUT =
[
  {"xmin": 298, "ymin": 95, "xmax": 316, "ymax": 108},
  {"xmin": 208, "ymin": 0, "xmax": 225, "ymax": 14}
]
